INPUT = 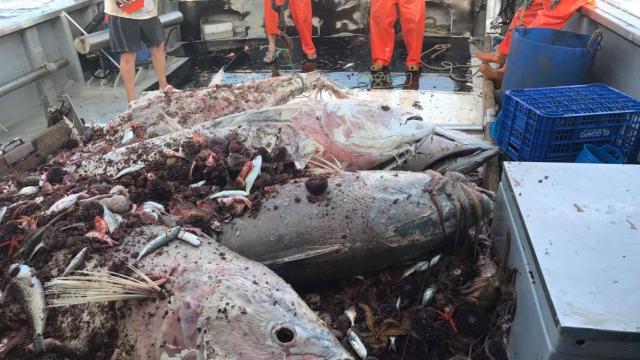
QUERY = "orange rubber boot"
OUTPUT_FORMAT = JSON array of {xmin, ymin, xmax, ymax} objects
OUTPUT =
[
  {"xmin": 398, "ymin": 0, "xmax": 426, "ymax": 66},
  {"xmin": 289, "ymin": 0, "xmax": 317, "ymax": 58}
]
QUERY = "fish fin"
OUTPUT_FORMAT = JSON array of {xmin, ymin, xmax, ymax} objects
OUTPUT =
[
  {"xmin": 262, "ymin": 244, "xmax": 345, "ymax": 266},
  {"xmin": 33, "ymin": 334, "xmax": 45, "ymax": 354}
]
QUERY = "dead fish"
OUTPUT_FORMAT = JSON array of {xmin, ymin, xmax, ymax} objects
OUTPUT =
[
  {"xmin": 421, "ymin": 286, "xmax": 437, "ymax": 306},
  {"xmin": 208, "ymin": 190, "xmax": 249, "ymax": 199},
  {"xmin": 347, "ymin": 329, "xmax": 367, "ymax": 359},
  {"xmin": 217, "ymin": 170, "xmax": 493, "ymax": 284},
  {"xmin": 61, "ymin": 247, "xmax": 89, "ymax": 277},
  {"xmin": 18, "ymin": 186, "xmax": 39, "ymax": 196},
  {"xmin": 100, "ymin": 73, "xmax": 347, "ymax": 146},
  {"xmin": 401, "ymin": 254, "xmax": 442, "ymax": 279},
  {"xmin": 244, "ymin": 155, "xmax": 262, "ymax": 192},
  {"xmin": 109, "ymin": 185, "xmax": 129, "ymax": 196},
  {"xmin": 390, "ymin": 127, "xmax": 500, "ymax": 174},
  {"xmin": 111, "ymin": 164, "xmax": 145, "ymax": 180},
  {"xmin": 188, "ymin": 180, "xmax": 206, "ymax": 188},
  {"xmin": 177, "ymin": 230, "xmax": 201, "ymax": 247},
  {"xmin": 102, "ymin": 205, "xmax": 122, "ymax": 233},
  {"xmin": 43, "ymin": 192, "xmax": 85, "ymax": 216},
  {"xmin": 136, "ymin": 226, "xmax": 181, "ymax": 262},
  {"xmin": 0, "ymin": 205, "xmax": 6, "ymax": 223},
  {"xmin": 28, "ymin": 242, "xmax": 45, "ymax": 261},
  {"xmin": 45, "ymin": 225, "xmax": 353, "ymax": 359},
  {"xmin": 5, "ymin": 264, "xmax": 46, "ymax": 353},
  {"xmin": 74, "ymin": 99, "xmax": 432, "ymax": 178},
  {"xmin": 142, "ymin": 201, "xmax": 165, "ymax": 214}
]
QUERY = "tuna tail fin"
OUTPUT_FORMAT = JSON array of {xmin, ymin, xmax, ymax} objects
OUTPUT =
[{"xmin": 33, "ymin": 334, "xmax": 46, "ymax": 354}]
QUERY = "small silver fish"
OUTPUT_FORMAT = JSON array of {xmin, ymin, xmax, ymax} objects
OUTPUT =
[
  {"xmin": 401, "ymin": 254, "xmax": 442, "ymax": 280},
  {"xmin": 245, "ymin": 155, "xmax": 262, "ymax": 192},
  {"xmin": 136, "ymin": 226, "xmax": 181, "ymax": 262},
  {"xmin": 177, "ymin": 230, "xmax": 201, "ymax": 247},
  {"xmin": 0, "ymin": 206, "xmax": 7, "ymax": 223},
  {"xmin": 189, "ymin": 180, "xmax": 206, "ymax": 188},
  {"xmin": 43, "ymin": 192, "xmax": 85, "ymax": 216},
  {"xmin": 347, "ymin": 329, "xmax": 367, "ymax": 359},
  {"xmin": 208, "ymin": 190, "xmax": 249, "ymax": 199},
  {"xmin": 61, "ymin": 247, "xmax": 89, "ymax": 277},
  {"xmin": 102, "ymin": 205, "xmax": 123, "ymax": 233},
  {"xmin": 345, "ymin": 306, "xmax": 356, "ymax": 328},
  {"xmin": 344, "ymin": 62, "xmax": 354, "ymax": 69},
  {"xmin": 18, "ymin": 186, "xmax": 39, "ymax": 196},
  {"xmin": 421, "ymin": 286, "xmax": 437, "ymax": 306},
  {"xmin": 111, "ymin": 164, "xmax": 145, "ymax": 180},
  {"xmin": 142, "ymin": 201, "xmax": 165, "ymax": 214},
  {"xmin": 6, "ymin": 264, "xmax": 46, "ymax": 353}
]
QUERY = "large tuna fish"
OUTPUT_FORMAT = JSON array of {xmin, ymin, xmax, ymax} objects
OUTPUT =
[
  {"xmin": 72, "ymin": 99, "xmax": 433, "ymax": 177},
  {"xmin": 217, "ymin": 170, "xmax": 494, "ymax": 283},
  {"xmin": 386, "ymin": 127, "xmax": 500, "ymax": 174},
  {"xmin": 102, "ymin": 73, "xmax": 347, "ymax": 146},
  {"xmin": 44, "ymin": 225, "xmax": 353, "ymax": 360}
]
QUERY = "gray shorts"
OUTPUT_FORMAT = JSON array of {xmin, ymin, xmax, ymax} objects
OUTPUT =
[{"xmin": 109, "ymin": 15, "xmax": 164, "ymax": 53}]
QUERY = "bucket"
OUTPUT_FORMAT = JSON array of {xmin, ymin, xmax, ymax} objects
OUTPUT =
[
  {"xmin": 575, "ymin": 144, "xmax": 624, "ymax": 164},
  {"xmin": 501, "ymin": 28, "xmax": 601, "ymax": 95}
]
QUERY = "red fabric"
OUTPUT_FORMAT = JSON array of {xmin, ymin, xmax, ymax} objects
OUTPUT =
[
  {"xmin": 497, "ymin": 0, "xmax": 545, "ymax": 55},
  {"xmin": 498, "ymin": 0, "xmax": 593, "ymax": 55},
  {"xmin": 264, "ymin": 0, "xmax": 316, "ymax": 56},
  {"xmin": 370, "ymin": 0, "xmax": 426, "ymax": 66}
]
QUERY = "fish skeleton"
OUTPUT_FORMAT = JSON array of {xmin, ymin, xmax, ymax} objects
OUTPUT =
[
  {"xmin": 216, "ymin": 170, "xmax": 493, "ymax": 284},
  {"xmin": 73, "ymin": 99, "xmax": 432, "ymax": 178},
  {"xmin": 45, "ymin": 225, "xmax": 353, "ymax": 359},
  {"xmin": 5, "ymin": 264, "xmax": 46, "ymax": 353}
]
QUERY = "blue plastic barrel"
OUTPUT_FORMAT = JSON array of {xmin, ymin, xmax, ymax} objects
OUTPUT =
[
  {"xmin": 501, "ymin": 28, "xmax": 600, "ymax": 95},
  {"xmin": 576, "ymin": 144, "xmax": 624, "ymax": 164}
]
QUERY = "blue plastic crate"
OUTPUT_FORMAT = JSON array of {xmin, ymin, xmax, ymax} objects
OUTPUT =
[{"xmin": 495, "ymin": 84, "xmax": 640, "ymax": 162}]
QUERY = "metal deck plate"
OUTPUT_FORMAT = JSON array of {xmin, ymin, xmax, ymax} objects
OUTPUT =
[{"xmin": 504, "ymin": 162, "xmax": 640, "ymax": 335}]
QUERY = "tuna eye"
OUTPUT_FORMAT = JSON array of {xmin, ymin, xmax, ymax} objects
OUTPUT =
[{"xmin": 274, "ymin": 325, "xmax": 295, "ymax": 344}]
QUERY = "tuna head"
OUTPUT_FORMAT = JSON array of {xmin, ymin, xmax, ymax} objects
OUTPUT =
[
  {"xmin": 117, "ymin": 230, "xmax": 353, "ymax": 360},
  {"xmin": 292, "ymin": 99, "xmax": 434, "ymax": 169}
]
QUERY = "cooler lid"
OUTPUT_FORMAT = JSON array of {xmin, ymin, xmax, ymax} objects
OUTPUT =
[{"xmin": 503, "ymin": 162, "xmax": 640, "ymax": 336}]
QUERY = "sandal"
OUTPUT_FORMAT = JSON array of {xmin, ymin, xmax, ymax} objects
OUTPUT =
[{"xmin": 263, "ymin": 47, "xmax": 276, "ymax": 64}]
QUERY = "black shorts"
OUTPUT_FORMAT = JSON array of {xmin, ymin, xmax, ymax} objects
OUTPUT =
[{"xmin": 109, "ymin": 16, "xmax": 164, "ymax": 53}]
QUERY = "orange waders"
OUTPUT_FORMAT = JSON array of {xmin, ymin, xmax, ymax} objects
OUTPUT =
[
  {"xmin": 264, "ymin": 0, "xmax": 317, "ymax": 57},
  {"xmin": 369, "ymin": 0, "xmax": 426, "ymax": 67},
  {"xmin": 497, "ymin": 0, "xmax": 545, "ymax": 56}
]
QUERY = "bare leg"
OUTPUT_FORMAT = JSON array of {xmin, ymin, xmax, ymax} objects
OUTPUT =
[
  {"xmin": 119, "ymin": 51, "xmax": 137, "ymax": 103},
  {"xmin": 149, "ymin": 43, "xmax": 169, "ymax": 90},
  {"xmin": 264, "ymin": 34, "xmax": 277, "ymax": 63}
]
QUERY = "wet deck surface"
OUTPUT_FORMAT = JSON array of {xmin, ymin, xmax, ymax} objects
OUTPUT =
[{"xmin": 161, "ymin": 35, "xmax": 473, "ymax": 92}]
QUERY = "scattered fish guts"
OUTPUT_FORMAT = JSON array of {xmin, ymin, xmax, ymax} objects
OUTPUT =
[
  {"xmin": 5, "ymin": 264, "xmax": 46, "ymax": 353},
  {"xmin": 217, "ymin": 170, "xmax": 494, "ymax": 283},
  {"xmin": 48, "ymin": 226, "xmax": 354, "ymax": 360}
]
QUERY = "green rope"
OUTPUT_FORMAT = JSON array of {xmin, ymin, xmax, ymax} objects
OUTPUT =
[{"xmin": 260, "ymin": 45, "xmax": 293, "ymax": 67}]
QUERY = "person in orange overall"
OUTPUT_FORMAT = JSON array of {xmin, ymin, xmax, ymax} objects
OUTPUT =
[
  {"xmin": 263, "ymin": 0, "xmax": 317, "ymax": 64},
  {"xmin": 369, "ymin": 0, "xmax": 426, "ymax": 89},
  {"xmin": 478, "ymin": 0, "xmax": 594, "ymax": 86}
]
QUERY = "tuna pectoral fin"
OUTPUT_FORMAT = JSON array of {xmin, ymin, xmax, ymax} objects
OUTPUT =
[{"xmin": 261, "ymin": 244, "xmax": 345, "ymax": 266}]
